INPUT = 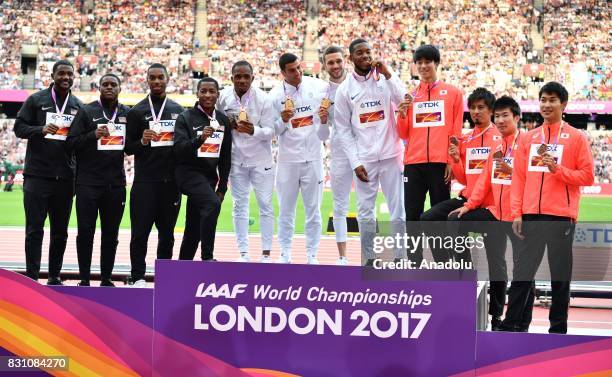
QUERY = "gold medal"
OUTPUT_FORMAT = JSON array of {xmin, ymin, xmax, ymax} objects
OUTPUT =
[
  {"xmin": 537, "ymin": 144, "xmax": 547, "ymax": 155},
  {"xmin": 449, "ymin": 136, "xmax": 459, "ymax": 146},
  {"xmin": 284, "ymin": 97, "xmax": 294, "ymax": 111},
  {"xmin": 320, "ymin": 98, "xmax": 331, "ymax": 110},
  {"xmin": 492, "ymin": 151, "xmax": 503, "ymax": 159},
  {"xmin": 238, "ymin": 108, "xmax": 248, "ymax": 122}
]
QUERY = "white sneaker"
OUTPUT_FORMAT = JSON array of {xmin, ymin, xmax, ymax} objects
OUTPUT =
[
  {"xmin": 277, "ymin": 254, "xmax": 291, "ymax": 264},
  {"xmin": 129, "ymin": 279, "xmax": 147, "ymax": 288},
  {"xmin": 236, "ymin": 254, "xmax": 250, "ymax": 262},
  {"xmin": 336, "ymin": 256, "xmax": 348, "ymax": 266},
  {"xmin": 260, "ymin": 255, "xmax": 272, "ymax": 263},
  {"xmin": 307, "ymin": 256, "xmax": 319, "ymax": 265}
]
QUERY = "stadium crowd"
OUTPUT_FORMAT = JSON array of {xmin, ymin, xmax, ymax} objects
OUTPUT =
[
  {"xmin": 206, "ymin": 0, "xmax": 306, "ymax": 88},
  {"xmin": 1, "ymin": 0, "xmax": 609, "ymax": 99}
]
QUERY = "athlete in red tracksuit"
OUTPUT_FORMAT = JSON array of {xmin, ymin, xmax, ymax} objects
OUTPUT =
[
  {"xmin": 419, "ymin": 88, "xmax": 500, "ymax": 263},
  {"xmin": 397, "ymin": 44, "xmax": 463, "ymax": 263},
  {"xmin": 449, "ymin": 96, "xmax": 535, "ymax": 331},
  {"xmin": 509, "ymin": 82, "xmax": 594, "ymax": 334}
]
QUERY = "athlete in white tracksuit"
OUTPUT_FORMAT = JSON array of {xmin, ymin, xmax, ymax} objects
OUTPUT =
[
  {"xmin": 334, "ymin": 39, "xmax": 407, "ymax": 263},
  {"xmin": 320, "ymin": 46, "xmax": 355, "ymax": 265},
  {"xmin": 270, "ymin": 53, "xmax": 329, "ymax": 264},
  {"xmin": 217, "ymin": 61, "xmax": 275, "ymax": 263}
]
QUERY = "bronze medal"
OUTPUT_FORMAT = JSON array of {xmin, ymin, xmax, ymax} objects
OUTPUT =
[
  {"xmin": 449, "ymin": 136, "xmax": 459, "ymax": 146},
  {"xmin": 493, "ymin": 151, "xmax": 503, "ymax": 159},
  {"xmin": 284, "ymin": 98, "xmax": 294, "ymax": 111},
  {"xmin": 537, "ymin": 143, "xmax": 547, "ymax": 155},
  {"xmin": 238, "ymin": 109, "xmax": 248, "ymax": 122}
]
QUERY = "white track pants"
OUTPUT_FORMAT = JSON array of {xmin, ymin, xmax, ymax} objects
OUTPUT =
[
  {"xmin": 230, "ymin": 163, "xmax": 275, "ymax": 255},
  {"xmin": 354, "ymin": 156, "xmax": 406, "ymax": 259},
  {"xmin": 276, "ymin": 161, "xmax": 323, "ymax": 259},
  {"xmin": 330, "ymin": 157, "xmax": 354, "ymax": 243}
]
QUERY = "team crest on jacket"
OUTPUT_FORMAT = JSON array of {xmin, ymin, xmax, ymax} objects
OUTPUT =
[
  {"xmin": 71, "ymin": 109, "xmax": 78, "ymax": 114},
  {"xmin": 440, "ymin": 90, "xmax": 448, "ymax": 95},
  {"xmin": 561, "ymin": 133, "xmax": 570, "ymax": 139}
]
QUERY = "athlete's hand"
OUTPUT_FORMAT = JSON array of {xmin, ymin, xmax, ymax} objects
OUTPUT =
[
  {"xmin": 448, "ymin": 206, "xmax": 470, "ymax": 219},
  {"xmin": 200, "ymin": 126, "xmax": 215, "ymax": 141},
  {"xmin": 512, "ymin": 217, "xmax": 524, "ymax": 240},
  {"xmin": 216, "ymin": 190, "xmax": 225, "ymax": 203},
  {"xmin": 398, "ymin": 94, "xmax": 413, "ymax": 119},
  {"xmin": 228, "ymin": 116, "xmax": 238, "ymax": 130},
  {"xmin": 141, "ymin": 129, "xmax": 157, "ymax": 145},
  {"xmin": 281, "ymin": 109, "xmax": 294, "ymax": 123},
  {"xmin": 444, "ymin": 164, "xmax": 454, "ymax": 184},
  {"xmin": 448, "ymin": 144, "xmax": 460, "ymax": 163},
  {"xmin": 236, "ymin": 120, "xmax": 255, "ymax": 135},
  {"xmin": 541, "ymin": 155, "xmax": 558, "ymax": 173},
  {"xmin": 371, "ymin": 59, "xmax": 391, "ymax": 80},
  {"xmin": 318, "ymin": 106, "xmax": 329, "ymax": 124},
  {"xmin": 494, "ymin": 158, "xmax": 513, "ymax": 175},
  {"xmin": 354, "ymin": 165, "xmax": 369, "ymax": 182},
  {"xmin": 42, "ymin": 124, "xmax": 59, "ymax": 135},
  {"xmin": 95, "ymin": 126, "xmax": 110, "ymax": 139}
]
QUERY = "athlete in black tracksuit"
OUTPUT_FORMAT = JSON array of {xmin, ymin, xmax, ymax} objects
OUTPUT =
[
  {"xmin": 13, "ymin": 60, "xmax": 83, "ymax": 284},
  {"xmin": 124, "ymin": 66, "xmax": 184, "ymax": 283},
  {"xmin": 66, "ymin": 74, "xmax": 129, "ymax": 286},
  {"xmin": 173, "ymin": 78, "xmax": 231, "ymax": 261}
]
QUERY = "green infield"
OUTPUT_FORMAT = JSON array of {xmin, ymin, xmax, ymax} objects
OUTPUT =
[{"xmin": 0, "ymin": 187, "xmax": 610, "ymax": 233}]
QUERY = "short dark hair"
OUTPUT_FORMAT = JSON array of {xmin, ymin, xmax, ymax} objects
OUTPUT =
[
  {"xmin": 278, "ymin": 53, "xmax": 299, "ymax": 71},
  {"xmin": 231, "ymin": 60, "xmax": 253, "ymax": 75},
  {"xmin": 539, "ymin": 81, "xmax": 568, "ymax": 103},
  {"xmin": 348, "ymin": 39, "xmax": 368, "ymax": 55},
  {"xmin": 197, "ymin": 77, "xmax": 219, "ymax": 91},
  {"xmin": 467, "ymin": 87, "xmax": 496, "ymax": 110},
  {"xmin": 322, "ymin": 45, "xmax": 343, "ymax": 63},
  {"xmin": 99, "ymin": 73, "xmax": 121, "ymax": 86},
  {"xmin": 147, "ymin": 63, "xmax": 168, "ymax": 75},
  {"xmin": 493, "ymin": 96, "xmax": 521, "ymax": 117},
  {"xmin": 413, "ymin": 44, "xmax": 440, "ymax": 64},
  {"xmin": 52, "ymin": 60, "xmax": 74, "ymax": 74}
]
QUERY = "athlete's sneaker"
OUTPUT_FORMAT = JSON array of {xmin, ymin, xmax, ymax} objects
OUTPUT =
[
  {"xmin": 126, "ymin": 279, "xmax": 147, "ymax": 288},
  {"xmin": 260, "ymin": 255, "xmax": 272, "ymax": 263},
  {"xmin": 307, "ymin": 256, "xmax": 319, "ymax": 265},
  {"xmin": 236, "ymin": 254, "xmax": 250, "ymax": 262},
  {"xmin": 336, "ymin": 256, "xmax": 348, "ymax": 266},
  {"xmin": 277, "ymin": 254, "xmax": 291, "ymax": 264}
]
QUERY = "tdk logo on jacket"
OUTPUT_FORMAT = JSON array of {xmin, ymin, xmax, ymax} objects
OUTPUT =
[
  {"xmin": 295, "ymin": 105, "xmax": 312, "ymax": 113},
  {"xmin": 361, "ymin": 100, "xmax": 382, "ymax": 109},
  {"xmin": 416, "ymin": 102, "xmax": 440, "ymax": 109}
]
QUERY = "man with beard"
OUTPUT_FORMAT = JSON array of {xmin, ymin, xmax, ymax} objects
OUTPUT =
[
  {"xmin": 334, "ymin": 39, "xmax": 408, "ymax": 265},
  {"xmin": 320, "ymin": 45, "xmax": 354, "ymax": 265},
  {"xmin": 14, "ymin": 59, "xmax": 83, "ymax": 285}
]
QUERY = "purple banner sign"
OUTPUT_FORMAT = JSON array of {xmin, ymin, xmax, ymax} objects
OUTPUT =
[{"xmin": 153, "ymin": 260, "xmax": 477, "ymax": 377}]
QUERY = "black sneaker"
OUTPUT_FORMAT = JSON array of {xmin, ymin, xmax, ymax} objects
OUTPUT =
[
  {"xmin": 491, "ymin": 317, "xmax": 503, "ymax": 331},
  {"xmin": 46, "ymin": 277, "xmax": 63, "ymax": 286},
  {"xmin": 77, "ymin": 280, "xmax": 90, "ymax": 286},
  {"xmin": 100, "ymin": 279, "xmax": 115, "ymax": 287}
]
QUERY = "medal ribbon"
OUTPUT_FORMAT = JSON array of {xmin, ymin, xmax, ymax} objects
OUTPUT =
[
  {"xmin": 97, "ymin": 100, "xmax": 118, "ymax": 124},
  {"xmin": 51, "ymin": 86, "xmax": 70, "ymax": 115},
  {"xmin": 148, "ymin": 94, "xmax": 168, "ymax": 125}
]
